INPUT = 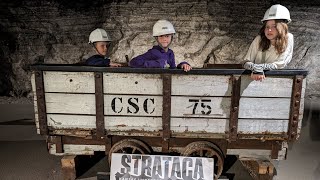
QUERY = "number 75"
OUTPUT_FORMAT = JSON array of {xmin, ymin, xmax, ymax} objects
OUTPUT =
[{"xmin": 189, "ymin": 99, "xmax": 212, "ymax": 115}]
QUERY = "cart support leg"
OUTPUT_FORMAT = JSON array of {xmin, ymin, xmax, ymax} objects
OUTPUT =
[
  {"xmin": 240, "ymin": 159, "xmax": 274, "ymax": 180},
  {"xmin": 61, "ymin": 152, "xmax": 105, "ymax": 180}
]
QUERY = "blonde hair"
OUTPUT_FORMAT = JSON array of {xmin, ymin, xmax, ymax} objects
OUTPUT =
[{"xmin": 259, "ymin": 20, "xmax": 288, "ymax": 54}]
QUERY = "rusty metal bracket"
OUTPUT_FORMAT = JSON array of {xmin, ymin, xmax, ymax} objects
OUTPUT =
[
  {"xmin": 229, "ymin": 75, "xmax": 241, "ymax": 141},
  {"xmin": 35, "ymin": 71, "xmax": 48, "ymax": 135},
  {"xmin": 271, "ymin": 141, "xmax": 281, "ymax": 159},
  {"xmin": 288, "ymin": 75, "xmax": 304, "ymax": 141},
  {"xmin": 55, "ymin": 136, "xmax": 64, "ymax": 153},
  {"xmin": 161, "ymin": 74, "xmax": 172, "ymax": 153},
  {"xmin": 95, "ymin": 72, "xmax": 105, "ymax": 140}
]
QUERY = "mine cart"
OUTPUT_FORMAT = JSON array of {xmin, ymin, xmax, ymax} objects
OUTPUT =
[{"xmin": 30, "ymin": 64, "xmax": 307, "ymax": 179}]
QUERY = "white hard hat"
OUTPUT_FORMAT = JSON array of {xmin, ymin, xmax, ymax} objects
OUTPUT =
[
  {"xmin": 88, "ymin": 28, "xmax": 112, "ymax": 44},
  {"xmin": 152, "ymin": 20, "xmax": 176, "ymax": 37},
  {"xmin": 262, "ymin": 4, "xmax": 291, "ymax": 23}
]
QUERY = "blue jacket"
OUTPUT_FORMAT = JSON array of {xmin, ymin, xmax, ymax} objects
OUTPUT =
[
  {"xmin": 85, "ymin": 55, "xmax": 110, "ymax": 66},
  {"xmin": 129, "ymin": 45, "xmax": 188, "ymax": 68}
]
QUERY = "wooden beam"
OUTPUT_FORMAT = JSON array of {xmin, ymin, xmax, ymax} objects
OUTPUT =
[
  {"xmin": 61, "ymin": 152, "xmax": 105, "ymax": 180},
  {"xmin": 240, "ymin": 159, "xmax": 274, "ymax": 180}
]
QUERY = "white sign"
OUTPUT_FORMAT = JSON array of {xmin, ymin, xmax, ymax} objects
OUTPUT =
[{"xmin": 110, "ymin": 153, "xmax": 214, "ymax": 180}]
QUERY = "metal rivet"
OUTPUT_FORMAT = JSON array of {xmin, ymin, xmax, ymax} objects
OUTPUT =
[
  {"xmin": 95, "ymin": 74, "xmax": 100, "ymax": 78},
  {"xmin": 297, "ymin": 78, "xmax": 302, "ymax": 83}
]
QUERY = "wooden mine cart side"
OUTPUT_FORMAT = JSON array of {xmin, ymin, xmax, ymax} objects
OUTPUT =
[{"xmin": 30, "ymin": 64, "xmax": 307, "ymax": 179}]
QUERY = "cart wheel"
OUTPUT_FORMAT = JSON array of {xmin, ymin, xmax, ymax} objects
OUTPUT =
[
  {"xmin": 108, "ymin": 139, "xmax": 152, "ymax": 164},
  {"xmin": 181, "ymin": 141, "xmax": 224, "ymax": 180}
]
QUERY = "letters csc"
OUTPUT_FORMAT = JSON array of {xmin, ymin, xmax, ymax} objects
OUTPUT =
[{"xmin": 111, "ymin": 97, "xmax": 155, "ymax": 114}]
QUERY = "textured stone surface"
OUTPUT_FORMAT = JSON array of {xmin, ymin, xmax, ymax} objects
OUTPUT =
[{"xmin": 0, "ymin": 0, "xmax": 319, "ymax": 97}]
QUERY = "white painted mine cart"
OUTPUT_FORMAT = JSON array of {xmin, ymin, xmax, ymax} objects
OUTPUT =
[{"xmin": 30, "ymin": 64, "xmax": 307, "ymax": 179}]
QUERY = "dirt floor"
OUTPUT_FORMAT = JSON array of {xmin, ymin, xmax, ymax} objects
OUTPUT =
[{"xmin": 0, "ymin": 96, "xmax": 319, "ymax": 180}]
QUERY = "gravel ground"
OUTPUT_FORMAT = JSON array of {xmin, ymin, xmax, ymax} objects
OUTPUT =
[{"xmin": 0, "ymin": 96, "xmax": 33, "ymax": 104}]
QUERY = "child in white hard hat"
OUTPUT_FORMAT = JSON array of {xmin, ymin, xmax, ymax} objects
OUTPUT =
[
  {"xmin": 243, "ymin": 4, "xmax": 294, "ymax": 81},
  {"xmin": 129, "ymin": 20, "xmax": 191, "ymax": 72},
  {"xmin": 86, "ymin": 28, "xmax": 122, "ymax": 67}
]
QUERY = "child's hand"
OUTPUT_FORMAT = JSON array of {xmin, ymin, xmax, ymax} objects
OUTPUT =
[
  {"xmin": 110, "ymin": 62, "xmax": 122, "ymax": 67},
  {"xmin": 251, "ymin": 73, "xmax": 265, "ymax": 81},
  {"xmin": 181, "ymin": 64, "xmax": 192, "ymax": 72}
]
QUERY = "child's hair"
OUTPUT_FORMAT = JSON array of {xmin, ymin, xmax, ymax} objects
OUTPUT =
[{"xmin": 259, "ymin": 20, "xmax": 289, "ymax": 54}]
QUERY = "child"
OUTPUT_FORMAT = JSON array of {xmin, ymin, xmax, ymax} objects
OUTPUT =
[
  {"xmin": 129, "ymin": 20, "xmax": 192, "ymax": 72},
  {"xmin": 243, "ymin": 4, "xmax": 294, "ymax": 81},
  {"xmin": 86, "ymin": 28, "xmax": 122, "ymax": 67}
]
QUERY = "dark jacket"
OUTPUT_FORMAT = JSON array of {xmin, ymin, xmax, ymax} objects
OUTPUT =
[
  {"xmin": 129, "ymin": 45, "xmax": 188, "ymax": 68},
  {"xmin": 85, "ymin": 55, "xmax": 110, "ymax": 66}
]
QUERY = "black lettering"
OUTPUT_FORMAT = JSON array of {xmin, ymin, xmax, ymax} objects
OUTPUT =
[
  {"xmin": 141, "ymin": 156, "xmax": 152, "ymax": 177},
  {"xmin": 201, "ymin": 99, "xmax": 212, "ymax": 115},
  {"xmin": 127, "ymin": 98, "xmax": 139, "ymax": 114},
  {"xmin": 120, "ymin": 155, "xmax": 131, "ymax": 174},
  {"xmin": 111, "ymin": 97, "xmax": 123, "ymax": 113},
  {"xmin": 170, "ymin": 157, "xmax": 182, "ymax": 179},
  {"xmin": 189, "ymin": 99, "xmax": 199, "ymax": 114},
  {"xmin": 132, "ymin": 155, "xmax": 141, "ymax": 175},
  {"xmin": 152, "ymin": 156, "xmax": 162, "ymax": 178},
  {"xmin": 143, "ymin": 98, "xmax": 155, "ymax": 114},
  {"xmin": 182, "ymin": 158, "xmax": 193, "ymax": 180},
  {"xmin": 193, "ymin": 158, "xmax": 204, "ymax": 179}
]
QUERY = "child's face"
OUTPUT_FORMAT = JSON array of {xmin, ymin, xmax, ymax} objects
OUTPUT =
[
  {"xmin": 264, "ymin": 20, "xmax": 279, "ymax": 42},
  {"xmin": 157, "ymin": 34, "xmax": 173, "ymax": 48},
  {"xmin": 94, "ymin": 41, "xmax": 109, "ymax": 56}
]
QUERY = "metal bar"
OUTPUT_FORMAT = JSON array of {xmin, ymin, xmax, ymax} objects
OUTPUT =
[
  {"xmin": 95, "ymin": 72, "xmax": 105, "ymax": 140},
  {"xmin": 229, "ymin": 75, "xmax": 241, "ymax": 141},
  {"xmin": 48, "ymin": 136, "xmax": 282, "ymax": 152},
  {"xmin": 34, "ymin": 71, "xmax": 48, "ymax": 135},
  {"xmin": 162, "ymin": 74, "xmax": 172, "ymax": 153},
  {"xmin": 30, "ymin": 65, "xmax": 308, "ymax": 76},
  {"xmin": 288, "ymin": 75, "xmax": 304, "ymax": 141}
]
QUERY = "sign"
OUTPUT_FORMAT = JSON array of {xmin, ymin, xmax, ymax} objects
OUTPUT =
[{"xmin": 110, "ymin": 153, "xmax": 214, "ymax": 180}]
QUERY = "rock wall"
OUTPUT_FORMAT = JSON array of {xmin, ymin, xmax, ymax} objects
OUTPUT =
[{"xmin": 0, "ymin": 0, "xmax": 319, "ymax": 97}]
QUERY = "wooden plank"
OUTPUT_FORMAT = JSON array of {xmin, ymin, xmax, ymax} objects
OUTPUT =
[
  {"xmin": 238, "ymin": 119, "xmax": 288, "ymax": 134},
  {"xmin": 227, "ymin": 149, "xmax": 272, "ymax": 158},
  {"xmin": 240, "ymin": 76, "xmax": 293, "ymax": 97},
  {"xmin": 47, "ymin": 115, "xmax": 228, "ymax": 134},
  {"xmin": 47, "ymin": 114, "xmax": 96, "ymax": 129},
  {"xmin": 239, "ymin": 98, "xmax": 291, "ymax": 119},
  {"xmin": 45, "ymin": 93, "xmax": 96, "ymax": 114},
  {"xmin": 104, "ymin": 95, "xmax": 162, "ymax": 116},
  {"xmin": 50, "ymin": 144, "xmax": 105, "ymax": 155},
  {"xmin": 240, "ymin": 159, "xmax": 274, "ymax": 180},
  {"xmin": 61, "ymin": 155, "xmax": 77, "ymax": 180},
  {"xmin": 171, "ymin": 118, "xmax": 226, "ymax": 133},
  {"xmin": 43, "ymin": 71, "xmax": 95, "ymax": 93},
  {"xmin": 171, "ymin": 75, "xmax": 232, "ymax": 96},
  {"xmin": 103, "ymin": 73, "xmax": 162, "ymax": 95},
  {"xmin": 32, "ymin": 73, "xmax": 40, "ymax": 133},
  {"xmin": 105, "ymin": 116, "xmax": 162, "ymax": 132},
  {"xmin": 171, "ymin": 96, "xmax": 231, "ymax": 118}
]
